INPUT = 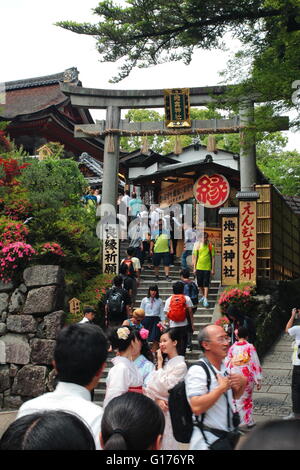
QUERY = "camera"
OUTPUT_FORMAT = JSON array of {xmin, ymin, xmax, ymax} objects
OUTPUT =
[{"xmin": 232, "ymin": 411, "xmax": 241, "ymax": 428}]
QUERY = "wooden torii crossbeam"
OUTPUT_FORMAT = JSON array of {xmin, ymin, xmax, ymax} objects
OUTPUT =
[{"xmin": 61, "ymin": 83, "xmax": 289, "ymax": 209}]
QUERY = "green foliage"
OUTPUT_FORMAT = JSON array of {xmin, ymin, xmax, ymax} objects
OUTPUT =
[
  {"xmin": 56, "ymin": 0, "xmax": 287, "ymax": 83},
  {"xmin": 20, "ymin": 158, "xmax": 87, "ymax": 211},
  {"xmin": 258, "ymin": 149, "xmax": 300, "ymax": 196},
  {"xmin": 66, "ymin": 273, "xmax": 114, "ymax": 327}
]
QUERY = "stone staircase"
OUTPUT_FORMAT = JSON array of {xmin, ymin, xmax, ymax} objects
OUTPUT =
[{"xmin": 94, "ymin": 241, "xmax": 220, "ymax": 406}]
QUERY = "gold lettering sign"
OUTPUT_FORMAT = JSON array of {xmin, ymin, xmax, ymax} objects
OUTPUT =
[
  {"xmin": 239, "ymin": 201, "xmax": 257, "ymax": 285},
  {"xmin": 159, "ymin": 181, "xmax": 194, "ymax": 206},
  {"xmin": 222, "ymin": 217, "xmax": 238, "ymax": 286},
  {"xmin": 164, "ymin": 88, "xmax": 191, "ymax": 128}
]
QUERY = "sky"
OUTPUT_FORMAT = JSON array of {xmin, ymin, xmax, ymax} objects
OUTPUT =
[{"xmin": 1, "ymin": 0, "xmax": 299, "ymax": 150}]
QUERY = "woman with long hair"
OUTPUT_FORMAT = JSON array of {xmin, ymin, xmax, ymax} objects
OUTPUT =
[
  {"xmin": 103, "ymin": 327, "xmax": 143, "ymax": 408},
  {"xmin": 140, "ymin": 284, "xmax": 165, "ymax": 349},
  {"xmin": 145, "ymin": 327, "xmax": 187, "ymax": 450}
]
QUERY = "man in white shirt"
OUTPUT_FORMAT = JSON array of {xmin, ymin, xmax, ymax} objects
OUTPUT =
[
  {"xmin": 185, "ymin": 325, "xmax": 247, "ymax": 450},
  {"xmin": 78, "ymin": 306, "xmax": 96, "ymax": 324},
  {"xmin": 285, "ymin": 308, "xmax": 300, "ymax": 419},
  {"xmin": 164, "ymin": 281, "xmax": 194, "ymax": 356},
  {"xmin": 17, "ymin": 323, "xmax": 108, "ymax": 450}
]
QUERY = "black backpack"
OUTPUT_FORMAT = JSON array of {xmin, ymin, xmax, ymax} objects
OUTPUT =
[
  {"xmin": 107, "ymin": 288, "xmax": 125, "ymax": 321},
  {"xmin": 168, "ymin": 361, "xmax": 211, "ymax": 443},
  {"xmin": 184, "ymin": 282, "xmax": 199, "ymax": 306}
]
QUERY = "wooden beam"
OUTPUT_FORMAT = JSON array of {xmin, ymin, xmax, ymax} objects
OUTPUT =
[{"xmin": 75, "ymin": 117, "xmax": 242, "ymax": 138}]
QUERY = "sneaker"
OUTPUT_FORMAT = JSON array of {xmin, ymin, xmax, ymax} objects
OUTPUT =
[
  {"xmin": 199, "ymin": 296, "xmax": 204, "ymax": 304},
  {"xmin": 203, "ymin": 298, "xmax": 209, "ymax": 308},
  {"xmin": 165, "ymin": 276, "xmax": 172, "ymax": 282}
]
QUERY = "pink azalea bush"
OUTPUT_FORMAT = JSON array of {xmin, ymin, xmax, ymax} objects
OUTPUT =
[
  {"xmin": 39, "ymin": 242, "xmax": 65, "ymax": 257},
  {"xmin": 0, "ymin": 242, "xmax": 36, "ymax": 283},
  {"xmin": 214, "ymin": 316, "xmax": 230, "ymax": 331},
  {"xmin": 218, "ymin": 285, "xmax": 254, "ymax": 315},
  {"xmin": 0, "ymin": 218, "xmax": 29, "ymax": 249}
]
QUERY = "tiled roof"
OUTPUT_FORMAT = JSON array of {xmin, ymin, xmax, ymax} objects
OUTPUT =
[
  {"xmin": 1, "ymin": 68, "xmax": 79, "ymax": 119},
  {"xmin": 78, "ymin": 153, "xmax": 125, "ymax": 187},
  {"xmin": 283, "ymin": 195, "xmax": 300, "ymax": 215},
  {"xmin": 5, "ymin": 68, "xmax": 79, "ymax": 91}
]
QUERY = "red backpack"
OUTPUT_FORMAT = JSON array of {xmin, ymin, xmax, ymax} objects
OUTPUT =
[{"xmin": 168, "ymin": 295, "xmax": 187, "ymax": 322}]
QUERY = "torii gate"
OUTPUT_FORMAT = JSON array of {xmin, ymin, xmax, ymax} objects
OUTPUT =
[
  {"xmin": 60, "ymin": 83, "xmax": 289, "ymax": 282},
  {"xmin": 61, "ymin": 84, "xmax": 289, "ymax": 205}
]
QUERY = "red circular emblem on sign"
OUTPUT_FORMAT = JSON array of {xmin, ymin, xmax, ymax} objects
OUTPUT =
[{"xmin": 193, "ymin": 174, "xmax": 230, "ymax": 208}]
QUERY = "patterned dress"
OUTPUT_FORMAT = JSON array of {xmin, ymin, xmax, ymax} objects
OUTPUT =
[
  {"xmin": 225, "ymin": 340, "xmax": 262, "ymax": 426},
  {"xmin": 145, "ymin": 355, "xmax": 187, "ymax": 450}
]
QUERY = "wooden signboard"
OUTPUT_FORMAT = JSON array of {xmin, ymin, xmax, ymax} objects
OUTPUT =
[
  {"xmin": 69, "ymin": 298, "xmax": 81, "ymax": 314},
  {"xmin": 102, "ymin": 224, "xmax": 119, "ymax": 275},
  {"xmin": 239, "ymin": 201, "xmax": 257, "ymax": 284},
  {"xmin": 159, "ymin": 181, "xmax": 194, "ymax": 206},
  {"xmin": 164, "ymin": 88, "xmax": 191, "ymax": 128},
  {"xmin": 221, "ymin": 217, "xmax": 239, "ymax": 285}
]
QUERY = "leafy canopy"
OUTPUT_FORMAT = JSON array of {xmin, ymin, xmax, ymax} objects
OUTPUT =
[{"xmin": 56, "ymin": 0, "xmax": 289, "ymax": 83}]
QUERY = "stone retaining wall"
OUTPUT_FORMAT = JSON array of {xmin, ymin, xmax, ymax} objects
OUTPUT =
[{"xmin": 0, "ymin": 265, "xmax": 65, "ymax": 409}]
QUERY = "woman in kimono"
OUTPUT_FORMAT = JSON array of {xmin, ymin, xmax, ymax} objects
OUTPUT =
[
  {"xmin": 225, "ymin": 326, "xmax": 262, "ymax": 428},
  {"xmin": 131, "ymin": 327, "xmax": 155, "ymax": 386},
  {"xmin": 145, "ymin": 328, "xmax": 187, "ymax": 450},
  {"xmin": 103, "ymin": 327, "xmax": 143, "ymax": 408}
]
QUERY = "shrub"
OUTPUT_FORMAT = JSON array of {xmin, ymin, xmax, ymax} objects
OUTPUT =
[
  {"xmin": 0, "ymin": 217, "xmax": 29, "ymax": 248},
  {"xmin": 214, "ymin": 316, "xmax": 230, "ymax": 332},
  {"xmin": 66, "ymin": 274, "xmax": 114, "ymax": 326},
  {"xmin": 218, "ymin": 284, "xmax": 255, "ymax": 316},
  {"xmin": 0, "ymin": 241, "xmax": 36, "ymax": 283}
]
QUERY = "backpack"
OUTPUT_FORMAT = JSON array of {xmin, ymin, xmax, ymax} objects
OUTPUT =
[
  {"xmin": 107, "ymin": 288, "xmax": 125, "ymax": 320},
  {"xmin": 168, "ymin": 361, "xmax": 211, "ymax": 443},
  {"xmin": 168, "ymin": 295, "xmax": 187, "ymax": 322},
  {"xmin": 120, "ymin": 258, "xmax": 135, "ymax": 277},
  {"xmin": 183, "ymin": 282, "xmax": 199, "ymax": 306}
]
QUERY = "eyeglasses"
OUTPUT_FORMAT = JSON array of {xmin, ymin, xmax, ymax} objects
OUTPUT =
[
  {"xmin": 215, "ymin": 337, "xmax": 230, "ymax": 344},
  {"xmin": 205, "ymin": 337, "xmax": 230, "ymax": 344}
]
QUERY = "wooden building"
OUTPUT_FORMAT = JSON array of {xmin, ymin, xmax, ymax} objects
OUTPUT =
[
  {"xmin": 122, "ymin": 144, "xmax": 300, "ymax": 282},
  {"xmin": 1, "ymin": 68, "xmax": 104, "ymax": 159}
]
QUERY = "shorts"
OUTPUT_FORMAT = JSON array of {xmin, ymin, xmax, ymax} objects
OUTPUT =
[
  {"xmin": 196, "ymin": 269, "xmax": 211, "ymax": 288},
  {"xmin": 153, "ymin": 252, "xmax": 170, "ymax": 267}
]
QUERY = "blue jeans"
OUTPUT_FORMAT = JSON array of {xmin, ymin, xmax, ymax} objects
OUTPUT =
[{"xmin": 181, "ymin": 250, "xmax": 192, "ymax": 269}]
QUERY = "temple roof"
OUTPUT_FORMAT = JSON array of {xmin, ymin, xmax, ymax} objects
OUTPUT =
[{"xmin": 2, "ymin": 68, "xmax": 82, "ymax": 120}]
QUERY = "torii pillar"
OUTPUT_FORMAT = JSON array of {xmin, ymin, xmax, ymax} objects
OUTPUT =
[
  {"xmin": 101, "ymin": 105, "xmax": 121, "ymax": 215},
  {"xmin": 239, "ymin": 100, "xmax": 256, "ymax": 192}
]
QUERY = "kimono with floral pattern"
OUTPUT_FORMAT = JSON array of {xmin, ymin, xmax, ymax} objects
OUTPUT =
[{"xmin": 225, "ymin": 340, "xmax": 262, "ymax": 426}]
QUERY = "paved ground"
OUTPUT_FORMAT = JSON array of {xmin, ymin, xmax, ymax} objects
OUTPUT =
[
  {"xmin": 0, "ymin": 332, "xmax": 294, "ymax": 440},
  {"xmin": 252, "ymin": 332, "xmax": 293, "ymax": 423}
]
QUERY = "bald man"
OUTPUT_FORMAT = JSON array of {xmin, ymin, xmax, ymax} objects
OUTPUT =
[{"xmin": 185, "ymin": 325, "xmax": 246, "ymax": 450}]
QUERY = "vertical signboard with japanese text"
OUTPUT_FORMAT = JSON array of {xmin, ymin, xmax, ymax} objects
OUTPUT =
[
  {"xmin": 239, "ymin": 201, "xmax": 257, "ymax": 284},
  {"xmin": 103, "ymin": 224, "xmax": 119, "ymax": 275},
  {"xmin": 222, "ymin": 217, "xmax": 239, "ymax": 285}
]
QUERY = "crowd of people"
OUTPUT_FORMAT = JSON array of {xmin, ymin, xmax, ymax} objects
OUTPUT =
[
  {"xmin": 1, "ymin": 189, "xmax": 299, "ymax": 451},
  {"xmin": 1, "ymin": 287, "xmax": 300, "ymax": 450}
]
